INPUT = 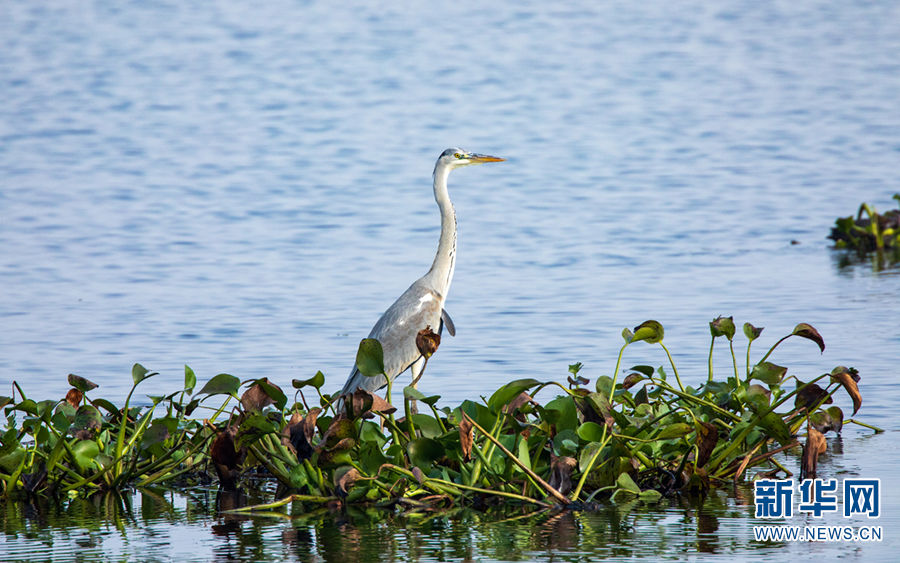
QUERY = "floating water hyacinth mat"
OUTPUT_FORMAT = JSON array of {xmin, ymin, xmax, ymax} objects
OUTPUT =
[{"xmin": 0, "ymin": 319, "xmax": 882, "ymax": 511}]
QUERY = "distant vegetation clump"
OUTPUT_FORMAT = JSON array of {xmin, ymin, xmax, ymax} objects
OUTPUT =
[
  {"xmin": 0, "ymin": 319, "xmax": 880, "ymax": 512},
  {"xmin": 829, "ymin": 195, "xmax": 900, "ymax": 266}
]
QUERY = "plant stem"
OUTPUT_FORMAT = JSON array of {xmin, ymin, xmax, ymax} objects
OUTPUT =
[
  {"xmin": 610, "ymin": 343, "xmax": 629, "ymax": 398},
  {"xmin": 846, "ymin": 419, "xmax": 884, "ymax": 433},
  {"xmin": 758, "ymin": 335, "xmax": 790, "ymax": 364},
  {"xmin": 226, "ymin": 493, "xmax": 337, "ymax": 512},
  {"xmin": 729, "ymin": 340, "xmax": 740, "ymax": 384},
  {"xmin": 570, "ymin": 429, "xmax": 612, "ymax": 501},
  {"xmin": 658, "ymin": 342, "xmax": 685, "ymax": 392},
  {"xmin": 464, "ymin": 414, "xmax": 570, "ymax": 505}
]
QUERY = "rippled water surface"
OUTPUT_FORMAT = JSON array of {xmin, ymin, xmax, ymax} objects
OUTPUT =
[{"xmin": 1, "ymin": 0, "xmax": 899, "ymax": 560}]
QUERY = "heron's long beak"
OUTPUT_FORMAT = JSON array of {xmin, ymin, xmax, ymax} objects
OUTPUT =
[{"xmin": 468, "ymin": 153, "xmax": 505, "ymax": 163}]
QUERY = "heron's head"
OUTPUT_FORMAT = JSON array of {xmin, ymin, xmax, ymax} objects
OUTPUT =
[{"xmin": 435, "ymin": 148, "xmax": 505, "ymax": 172}]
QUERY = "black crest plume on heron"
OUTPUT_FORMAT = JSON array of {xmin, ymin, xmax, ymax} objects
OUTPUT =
[{"xmin": 339, "ymin": 148, "xmax": 505, "ymax": 396}]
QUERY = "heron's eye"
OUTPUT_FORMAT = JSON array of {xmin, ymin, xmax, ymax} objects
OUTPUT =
[{"xmin": 454, "ymin": 153, "xmax": 464, "ymax": 159}]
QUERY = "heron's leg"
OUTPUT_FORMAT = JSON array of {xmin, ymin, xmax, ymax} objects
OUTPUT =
[{"xmin": 409, "ymin": 356, "xmax": 427, "ymax": 388}]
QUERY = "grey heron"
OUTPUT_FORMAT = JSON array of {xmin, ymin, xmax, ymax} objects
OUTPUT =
[{"xmin": 339, "ymin": 148, "xmax": 505, "ymax": 397}]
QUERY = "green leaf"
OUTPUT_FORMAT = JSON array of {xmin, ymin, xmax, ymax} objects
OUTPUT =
[
  {"xmin": 756, "ymin": 412, "xmax": 793, "ymax": 446},
  {"xmin": 410, "ymin": 414, "xmax": 442, "ymax": 438},
  {"xmin": 742, "ymin": 384, "xmax": 772, "ymax": 412},
  {"xmin": 749, "ymin": 362, "xmax": 787, "ymax": 385},
  {"xmin": 621, "ymin": 328, "xmax": 634, "ymax": 343},
  {"xmin": 71, "ymin": 439, "xmax": 100, "ymax": 473},
  {"xmin": 792, "ymin": 323, "xmax": 825, "ymax": 353},
  {"xmin": 826, "ymin": 406, "xmax": 844, "ymax": 433},
  {"xmin": 92, "ymin": 398, "xmax": 119, "ymax": 414},
  {"xmin": 52, "ymin": 404, "xmax": 75, "ymax": 432},
  {"xmin": 15, "ymin": 399, "xmax": 38, "ymax": 416},
  {"xmin": 198, "ymin": 373, "xmax": 241, "ymax": 396},
  {"xmin": 487, "ymin": 378, "xmax": 541, "ymax": 413},
  {"xmin": 743, "ymin": 323, "xmax": 764, "ymax": 342},
  {"xmin": 403, "ymin": 386, "xmax": 427, "ymax": 401},
  {"xmin": 356, "ymin": 339, "xmax": 386, "ymax": 377},
  {"xmin": 67, "ymin": 374, "xmax": 99, "ymax": 393},
  {"xmin": 568, "ymin": 362, "xmax": 583, "ymax": 375},
  {"xmin": 292, "ymin": 371, "xmax": 326, "ymax": 390},
  {"xmin": 36, "ymin": 399, "xmax": 56, "ymax": 422},
  {"xmin": 142, "ymin": 417, "xmax": 177, "ymax": 448},
  {"xmin": 594, "ymin": 375, "xmax": 613, "ymax": 396},
  {"xmin": 0, "ymin": 447, "xmax": 25, "ymax": 474},
  {"xmin": 616, "ymin": 472, "xmax": 641, "ymax": 494},
  {"xmin": 552, "ymin": 429, "xmax": 579, "ymax": 456},
  {"xmin": 628, "ymin": 365, "xmax": 655, "ymax": 377},
  {"xmin": 576, "ymin": 421, "xmax": 606, "ymax": 442},
  {"xmin": 632, "ymin": 320, "xmax": 664, "ymax": 344},
  {"xmin": 407, "ymin": 437, "xmax": 444, "ymax": 470},
  {"xmin": 241, "ymin": 412, "xmax": 280, "ymax": 434},
  {"xmin": 655, "ymin": 422, "xmax": 694, "ymax": 440},
  {"xmin": 184, "ymin": 397, "xmax": 201, "ymax": 416},
  {"xmin": 634, "ymin": 385, "xmax": 649, "ymax": 405},
  {"xmin": 709, "ymin": 316, "xmax": 736, "ymax": 340},
  {"xmin": 639, "ymin": 489, "xmax": 663, "ymax": 503},
  {"xmin": 132, "ymin": 363, "xmax": 154, "ymax": 385},
  {"xmin": 542, "ymin": 396, "xmax": 579, "ymax": 432},
  {"xmin": 0, "ymin": 428, "xmax": 21, "ymax": 458},
  {"xmin": 289, "ymin": 464, "xmax": 310, "ymax": 489},
  {"xmin": 516, "ymin": 435, "xmax": 532, "ymax": 472},
  {"xmin": 184, "ymin": 365, "xmax": 197, "ymax": 393},
  {"xmin": 579, "ymin": 441, "xmax": 603, "ymax": 472},
  {"xmin": 72, "ymin": 405, "xmax": 102, "ymax": 435}
]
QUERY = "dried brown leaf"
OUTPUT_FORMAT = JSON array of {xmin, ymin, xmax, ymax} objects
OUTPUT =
[
  {"xmin": 65, "ymin": 388, "xmax": 83, "ymax": 408},
  {"xmin": 830, "ymin": 366, "xmax": 862, "ymax": 415},
  {"xmin": 747, "ymin": 384, "xmax": 771, "ymax": 399},
  {"xmin": 240, "ymin": 378, "xmax": 279, "ymax": 412},
  {"xmin": 794, "ymin": 382, "xmax": 833, "ymax": 412},
  {"xmin": 800, "ymin": 425, "xmax": 827, "ymax": 480},
  {"xmin": 416, "ymin": 326, "xmax": 440, "ymax": 359},
  {"xmin": 622, "ymin": 373, "xmax": 643, "ymax": 390},
  {"xmin": 793, "ymin": 323, "xmax": 825, "ymax": 353},
  {"xmin": 548, "ymin": 455, "xmax": 577, "ymax": 495},
  {"xmin": 695, "ymin": 421, "xmax": 719, "ymax": 468},
  {"xmin": 567, "ymin": 375, "xmax": 589, "ymax": 388},
  {"xmin": 334, "ymin": 467, "xmax": 361, "ymax": 497},
  {"xmin": 458, "ymin": 417, "xmax": 474, "ymax": 462},
  {"xmin": 210, "ymin": 425, "xmax": 245, "ymax": 491},
  {"xmin": 502, "ymin": 392, "xmax": 534, "ymax": 416},
  {"xmin": 282, "ymin": 408, "xmax": 320, "ymax": 461},
  {"xmin": 575, "ymin": 392, "xmax": 615, "ymax": 429},
  {"xmin": 344, "ymin": 389, "xmax": 397, "ymax": 419}
]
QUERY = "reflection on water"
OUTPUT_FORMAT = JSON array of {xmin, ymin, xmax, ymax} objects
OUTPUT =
[
  {"xmin": 0, "ymin": 480, "xmax": 877, "ymax": 562},
  {"xmin": 831, "ymin": 247, "xmax": 900, "ymax": 274},
  {"xmin": 2, "ymin": 425, "xmax": 895, "ymax": 561},
  {"xmin": 0, "ymin": 486, "xmax": 766, "ymax": 562}
]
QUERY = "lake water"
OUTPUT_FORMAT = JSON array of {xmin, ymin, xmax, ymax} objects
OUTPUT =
[{"xmin": 1, "ymin": 0, "xmax": 899, "ymax": 560}]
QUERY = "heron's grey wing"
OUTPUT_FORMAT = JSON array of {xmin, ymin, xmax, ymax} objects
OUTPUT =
[
  {"xmin": 440, "ymin": 308, "xmax": 455, "ymax": 337},
  {"xmin": 340, "ymin": 281, "xmax": 444, "ymax": 395}
]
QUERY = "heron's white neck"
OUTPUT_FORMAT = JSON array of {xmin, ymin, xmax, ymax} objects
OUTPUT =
[{"xmin": 425, "ymin": 164, "xmax": 456, "ymax": 297}]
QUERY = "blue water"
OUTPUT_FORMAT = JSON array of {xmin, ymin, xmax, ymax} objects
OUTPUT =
[{"xmin": 1, "ymin": 1, "xmax": 899, "ymax": 560}]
